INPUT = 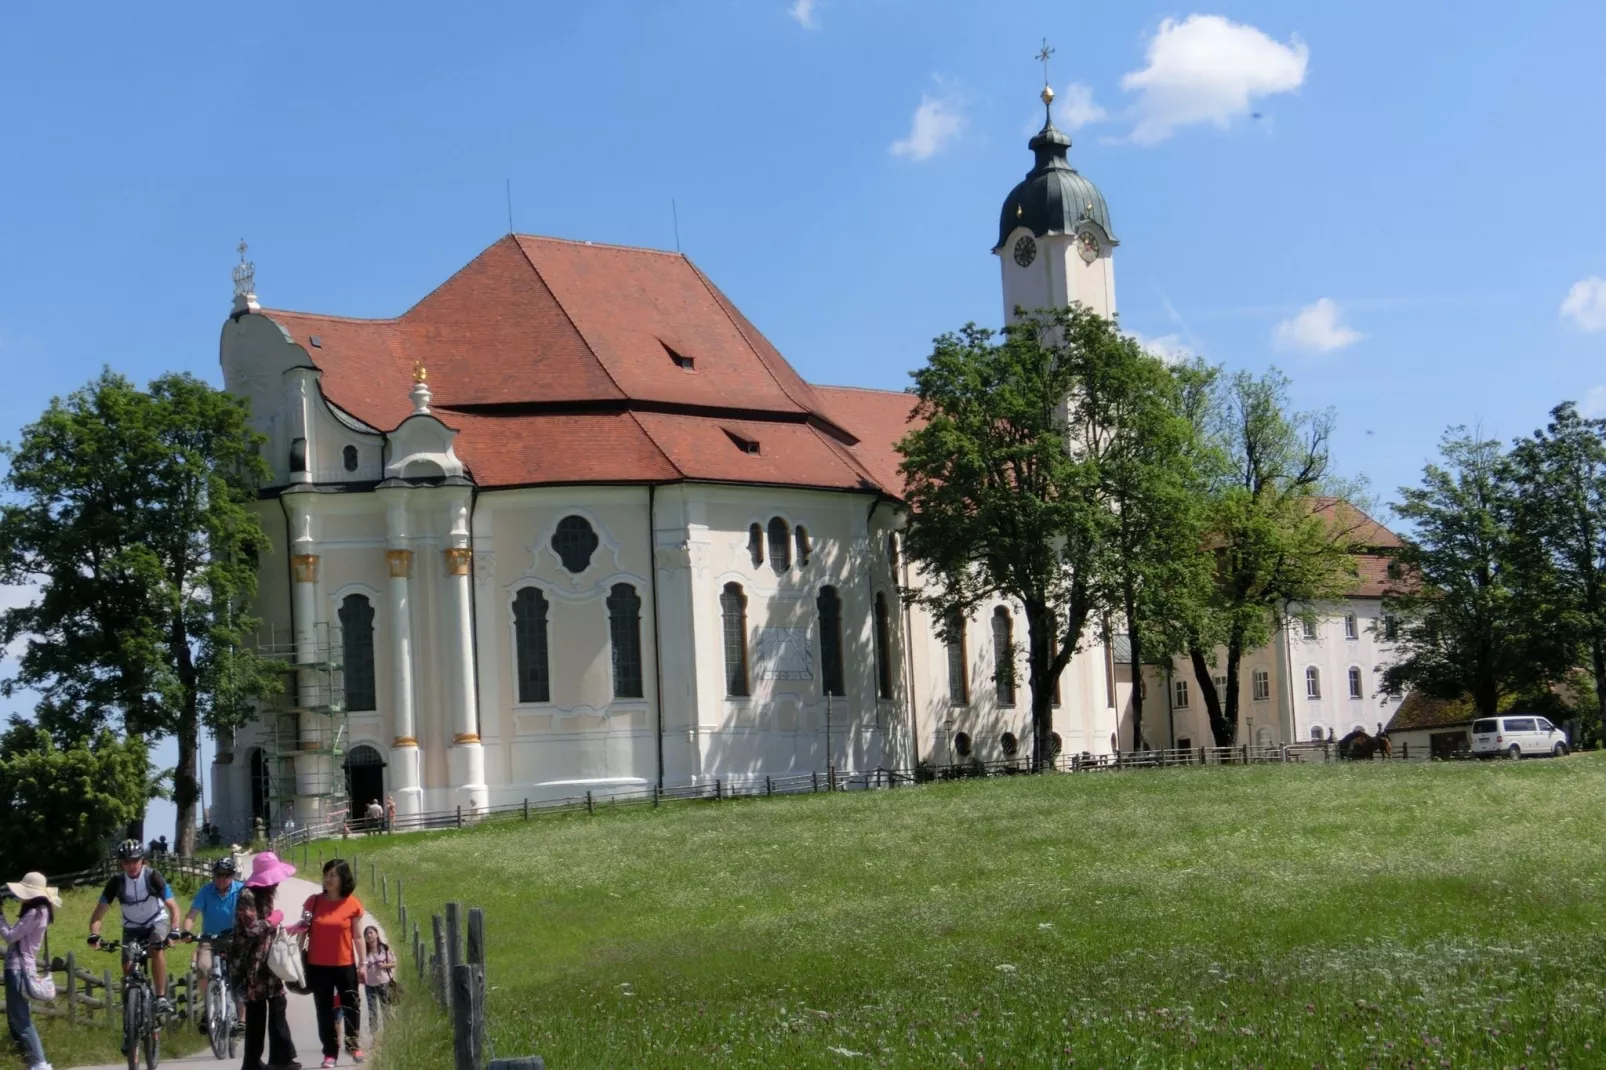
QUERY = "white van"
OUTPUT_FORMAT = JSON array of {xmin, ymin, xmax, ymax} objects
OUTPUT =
[{"xmin": 1469, "ymin": 715, "xmax": 1569, "ymax": 758}]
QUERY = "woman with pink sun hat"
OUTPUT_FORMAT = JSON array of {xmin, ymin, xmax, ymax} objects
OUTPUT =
[{"xmin": 230, "ymin": 853, "xmax": 300, "ymax": 1070}]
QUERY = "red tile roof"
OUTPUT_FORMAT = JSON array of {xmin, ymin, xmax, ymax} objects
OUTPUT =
[
  {"xmin": 256, "ymin": 236, "xmax": 893, "ymax": 495},
  {"xmin": 814, "ymin": 385, "xmax": 924, "ymax": 495}
]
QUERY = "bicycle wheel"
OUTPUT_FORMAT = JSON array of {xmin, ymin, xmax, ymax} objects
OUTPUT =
[
  {"xmin": 207, "ymin": 982, "xmax": 228, "ymax": 1059},
  {"xmin": 124, "ymin": 984, "xmax": 145, "ymax": 1070},
  {"xmin": 143, "ymin": 1001, "xmax": 161, "ymax": 1069}
]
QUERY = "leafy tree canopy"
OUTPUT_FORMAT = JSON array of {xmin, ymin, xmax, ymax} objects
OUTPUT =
[{"xmin": 0, "ymin": 719, "xmax": 149, "ymax": 874}]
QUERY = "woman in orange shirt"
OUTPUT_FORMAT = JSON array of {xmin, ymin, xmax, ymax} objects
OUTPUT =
[{"xmin": 299, "ymin": 859, "xmax": 365, "ymax": 1067}]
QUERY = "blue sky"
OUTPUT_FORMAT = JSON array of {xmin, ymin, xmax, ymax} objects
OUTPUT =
[{"xmin": 3, "ymin": 1, "xmax": 1604, "ymax": 837}]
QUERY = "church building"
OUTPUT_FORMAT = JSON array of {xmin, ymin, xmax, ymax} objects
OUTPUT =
[{"xmin": 210, "ymin": 86, "xmax": 1401, "ymax": 832}]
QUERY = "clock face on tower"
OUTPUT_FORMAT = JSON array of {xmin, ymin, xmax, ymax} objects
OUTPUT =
[
  {"xmin": 1012, "ymin": 235, "xmax": 1037, "ymax": 267},
  {"xmin": 1077, "ymin": 230, "xmax": 1100, "ymax": 264}
]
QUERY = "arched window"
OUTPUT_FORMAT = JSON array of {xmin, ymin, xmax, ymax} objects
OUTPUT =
[
  {"xmin": 795, "ymin": 526, "xmax": 811, "ymax": 567},
  {"xmin": 748, "ymin": 524, "xmax": 764, "ymax": 568},
  {"xmin": 513, "ymin": 588, "xmax": 551, "ymax": 703},
  {"xmin": 1049, "ymin": 732, "xmax": 1063, "ymax": 758},
  {"xmin": 551, "ymin": 516, "xmax": 599, "ymax": 574},
  {"xmin": 887, "ymin": 533, "xmax": 900, "ymax": 569},
  {"xmin": 1001, "ymin": 732, "xmax": 1019, "ymax": 757},
  {"xmin": 289, "ymin": 437, "xmax": 307, "ymax": 474},
  {"xmin": 874, "ymin": 592, "xmax": 894, "ymax": 700},
  {"xmin": 339, "ymin": 594, "xmax": 376, "ymax": 712},
  {"xmin": 953, "ymin": 731, "xmax": 973, "ymax": 758},
  {"xmin": 992, "ymin": 607, "xmax": 1016, "ymax": 706},
  {"xmin": 342, "ymin": 444, "xmax": 359, "ymax": 472},
  {"xmin": 1348, "ymin": 666, "xmax": 1363, "ymax": 699},
  {"xmin": 1305, "ymin": 666, "xmax": 1321, "ymax": 699},
  {"xmin": 721, "ymin": 583, "xmax": 750, "ymax": 697},
  {"xmin": 817, "ymin": 586, "xmax": 845, "ymax": 697},
  {"xmin": 608, "ymin": 584, "xmax": 644, "ymax": 699},
  {"xmin": 768, "ymin": 517, "xmax": 791, "ymax": 574},
  {"xmin": 945, "ymin": 611, "xmax": 968, "ymax": 704},
  {"xmin": 1310, "ymin": 725, "xmax": 1325, "ymax": 741}
]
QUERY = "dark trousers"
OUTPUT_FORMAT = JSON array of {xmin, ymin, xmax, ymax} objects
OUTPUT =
[
  {"xmin": 241, "ymin": 994, "xmax": 295, "ymax": 1070},
  {"xmin": 307, "ymin": 962, "xmax": 362, "ymax": 1056}
]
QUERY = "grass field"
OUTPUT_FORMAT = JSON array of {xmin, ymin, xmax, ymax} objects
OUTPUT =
[
  {"xmin": 337, "ymin": 756, "xmax": 1606, "ymax": 1068},
  {"xmin": 6, "ymin": 881, "xmax": 210, "ymax": 1069}
]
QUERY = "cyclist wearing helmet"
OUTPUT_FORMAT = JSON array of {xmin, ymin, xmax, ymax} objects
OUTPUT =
[
  {"xmin": 183, "ymin": 857, "xmax": 245, "ymax": 1035},
  {"xmin": 87, "ymin": 840, "xmax": 180, "ymax": 1013}
]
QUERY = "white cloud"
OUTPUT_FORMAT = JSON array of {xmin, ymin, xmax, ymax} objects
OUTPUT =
[
  {"xmin": 1561, "ymin": 277, "xmax": 1606, "ymax": 332},
  {"xmin": 788, "ymin": 0, "xmax": 818, "ymax": 29},
  {"xmin": 1131, "ymin": 331, "xmax": 1194, "ymax": 364},
  {"xmin": 1057, "ymin": 83, "xmax": 1107, "ymax": 131},
  {"xmin": 890, "ymin": 93, "xmax": 966, "ymax": 161},
  {"xmin": 1121, "ymin": 15, "xmax": 1308, "ymax": 145},
  {"xmin": 1581, "ymin": 386, "xmax": 1606, "ymax": 418},
  {"xmin": 1272, "ymin": 298, "xmax": 1362, "ymax": 353}
]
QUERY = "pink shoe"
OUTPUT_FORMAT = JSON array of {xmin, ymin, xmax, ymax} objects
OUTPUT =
[
  {"xmin": 351, "ymin": 1052, "xmax": 365, "ymax": 1064},
  {"xmin": 320, "ymin": 1058, "xmax": 337, "ymax": 1068}
]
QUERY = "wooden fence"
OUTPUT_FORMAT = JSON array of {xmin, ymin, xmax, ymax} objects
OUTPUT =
[{"xmin": 0, "ymin": 948, "xmax": 199, "ymax": 1036}]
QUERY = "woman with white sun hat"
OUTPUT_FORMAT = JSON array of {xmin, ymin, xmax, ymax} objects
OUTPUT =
[{"xmin": 2, "ymin": 871, "xmax": 61, "ymax": 1070}]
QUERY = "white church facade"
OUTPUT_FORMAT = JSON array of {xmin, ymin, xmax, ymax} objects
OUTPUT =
[{"xmin": 210, "ymin": 92, "xmax": 1403, "ymax": 832}]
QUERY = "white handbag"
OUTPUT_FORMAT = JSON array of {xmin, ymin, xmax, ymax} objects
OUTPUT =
[
  {"xmin": 21, "ymin": 963, "xmax": 56, "ymax": 1002},
  {"xmin": 267, "ymin": 926, "xmax": 307, "ymax": 990}
]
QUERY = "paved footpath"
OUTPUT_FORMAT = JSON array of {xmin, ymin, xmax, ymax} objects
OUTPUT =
[{"xmin": 70, "ymin": 871, "xmax": 387, "ymax": 1070}]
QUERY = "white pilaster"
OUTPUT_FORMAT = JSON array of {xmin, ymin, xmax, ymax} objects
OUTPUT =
[
  {"xmin": 287, "ymin": 501, "xmax": 327, "ymax": 814},
  {"xmin": 443, "ymin": 494, "xmax": 486, "ymax": 810},
  {"xmin": 383, "ymin": 494, "xmax": 423, "ymax": 817}
]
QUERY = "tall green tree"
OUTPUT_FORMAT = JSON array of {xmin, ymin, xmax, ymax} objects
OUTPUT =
[
  {"xmin": 0, "ymin": 719, "xmax": 150, "ymax": 874},
  {"xmin": 0, "ymin": 370, "xmax": 278, "ymax": 856},
  {"xmin": 899, "ymin": 305, "xmax": 1182, "ymax": 768},
  {"xmin": 1183, "ymin": 370, "xmax": 1365, "ymax": 746},
  {"xmin": 1381, "ymin": 429, "xmax": 1561, "ymax": 715},
  {"xmin": 1102, "ymin": 358, "xmax": 1219, "ymax": 750},
  {"xmin": 1508, "ymin": 402, "xmax": 1606, "ymax": 730}
]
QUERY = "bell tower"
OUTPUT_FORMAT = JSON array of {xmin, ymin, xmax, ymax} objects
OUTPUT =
[{"xmin": 994, "ymin": 44, "xmax": 1118, "ymax": 323}]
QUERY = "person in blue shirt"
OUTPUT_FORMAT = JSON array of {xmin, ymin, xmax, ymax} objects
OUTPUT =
[{"xmin": 181, "ymin": 857, "xmax": 245, "ymax": 1037}]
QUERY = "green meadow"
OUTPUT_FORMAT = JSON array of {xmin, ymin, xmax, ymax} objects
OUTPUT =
[{"xmin": 340, "ymin": 755, "xmax": 1606, "ymax": 1068}]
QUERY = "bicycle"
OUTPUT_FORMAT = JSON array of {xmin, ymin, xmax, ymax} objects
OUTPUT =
[
  {"xmin": 95, "ymin": 938, "xmax": 164, "ymax": 1070},
  {"xmin": 180, "ymin": 931, "xmax": 239, "ymax": 1060}
]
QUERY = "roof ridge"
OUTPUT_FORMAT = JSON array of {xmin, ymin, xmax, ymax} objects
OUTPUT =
[
  {"xmin": 514, "ymin": 233, "xmax": 686, "ymax": 258},
  {"xmin": 813, "ymin": 383, "xmax": 913, "ymax": 397},
  {"xmin": 260, "ymin": 307, "xmax": 402, "ymax": 326},
  {"xmin": 511, "ymin": 236, "xmax": 633, "ymax": 402},
  {"xmin": 684, "ymin": 260, "xmax": 828, "ymax": 423}
]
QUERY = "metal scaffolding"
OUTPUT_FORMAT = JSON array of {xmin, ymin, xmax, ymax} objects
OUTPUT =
[{"xmin": 254, "ymin": 623, "xmax": 351, "ymax": 834}]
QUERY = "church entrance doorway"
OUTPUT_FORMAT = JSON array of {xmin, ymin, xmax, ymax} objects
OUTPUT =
[{"xmin": 344, "ymin": 745, "xmax": 386, "ymax": 825}]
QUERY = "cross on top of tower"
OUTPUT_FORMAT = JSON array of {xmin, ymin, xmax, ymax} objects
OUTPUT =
[
  {"xmin": 1037, "ymin": 39, "xmax": 1056, "ymax": 109},
  {"xmin": 232, "ymin": 239, "xmax": 255, "ymax": 298}
]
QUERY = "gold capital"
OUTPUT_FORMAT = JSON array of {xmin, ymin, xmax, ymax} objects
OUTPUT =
[
  {"xmin": 291, "ymin": 554, "xmax": 320, "ymax": 583},
  {"xmin": 391, "ymin": 736, "xmax": 418, "ymax": 748},
  {"xmin": 443, "ymin": 547, "xmax": 473, "ymax": 576},
  {"xmin": 386, "ymin": 549, "xmax": 414, "ymax": 578},
  {"xmin": 453, "ymin": 732, "xmax": 481, "ymax": 745}
]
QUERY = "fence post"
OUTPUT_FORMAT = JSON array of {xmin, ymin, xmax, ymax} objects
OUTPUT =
[
  {"xmin": 653, "ymin": 785, "xmax": 660, "ymax": 809},
  {"xmin": 400, "ymin": 903, "xmax": 408, "ymax": 938},
  {"xmin": 432, "ymin": 914, "xmax": 448, "ymax": 1008},
  {"xmin": 452, "ymin": 962, "xmax": 481, "ymax": 1070},
  {"xmin": 765, "ymin": 775, "xmax": 772, "ymax": 797},
  {"xmin": 523, "ymin": 797, "xmax": 529, "ymax": 821},
  {"xmin": 714, "ymin": 778, "xmax": 722, "ymax": 801},
  {"xmin": 586, "ymin": 790, "xmax": 594, "ymax": 815},
  {"xmin": 1242, "ymin": 744, "xmax": 1249, "ymax": 764},
  {"xmin": 104, "ymin": 967, "xmax": 114, "ymax": 1030},
  {"xmin": 468, "ymin": 908, "xmax": 488, "ymax": 1067},
  {"xmin": 415, "ymin": 923, "xmax": 424, "ymax": 983},
  {"xmin": 382, "ymin": 875, "xmax": 389, "ymax": 906},
  {"xmin": 467, "ymin": 908, "xmax": 485, "ymax": 968},
  {"xmin": 1402, "ymin": 742, "xmax": 1409, "ymax": 760},
  {"xmin": 446, "ymin": 902, "xmax": 464, "ymax": 1019},
  {"xmin": 457, "ymin": 805, "xmax": 463, "ymax": 829},
  {"xmin": 812, "ymin": 771, "xmax": 818, "ymax": 794},
  {"xmin": 66, "ymin": 952, "xmax": 77, "ymax": 1024}
]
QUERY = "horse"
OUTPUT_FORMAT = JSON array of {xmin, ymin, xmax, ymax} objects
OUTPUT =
[{"xmin": 1337, "ymin": 728, "xmax": 1392, "ymax": 761}]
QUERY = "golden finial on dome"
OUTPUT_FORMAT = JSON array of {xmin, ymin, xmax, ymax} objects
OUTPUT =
[
  {"xmin": 1041, "ymin": 85, "xmax": 1055, "ymax": 107},
  {"xmin": 413, "ymin": 359, "xmax": 428, "ymax": 384}
]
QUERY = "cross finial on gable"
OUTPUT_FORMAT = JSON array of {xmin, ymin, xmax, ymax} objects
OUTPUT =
[
  {"xmin": 1037, "ymin": 39, "xmax": 1056, "ymax": 110},
  {"xmin": 231, "ymin": 239, "xmax": 259, "ymax": 312}
]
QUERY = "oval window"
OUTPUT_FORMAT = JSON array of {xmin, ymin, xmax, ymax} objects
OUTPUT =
[
  {"xmin": 551, "ymin": 515, "xmax": 600, "ymax": 574},
  {"xmin": 953, "ymin": 731, "xmax": 973, "ymax": 758}
]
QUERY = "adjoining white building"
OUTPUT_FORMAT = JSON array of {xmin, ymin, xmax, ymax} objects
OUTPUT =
[{"xmin": 210, "ymin": 88, "xmax": 1403, "ymax": 833}]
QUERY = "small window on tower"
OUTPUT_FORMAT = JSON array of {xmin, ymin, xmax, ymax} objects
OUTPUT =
[
  {"xmin": 342, "ymin": 445, "xmax": 359, "ymax": 472},
  {"xmin": 289, "ymin": 437, "xmax": 308, "ymax": 474},
  {"xmin": 661, "ymin": 342, "xmax": 695, "ymax": 371}
]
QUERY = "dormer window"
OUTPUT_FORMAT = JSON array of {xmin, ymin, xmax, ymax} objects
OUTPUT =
[
  {"xmin": 662, "ymin": 342, "xmax": 695, "ymax": 371},
  {"xmin": 725, "ymin": 430, "xmax": 760, "ymax": 455},
  {"xmin": 309, "ymin": 335, "xmax": 323, "ymax": 348}
]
